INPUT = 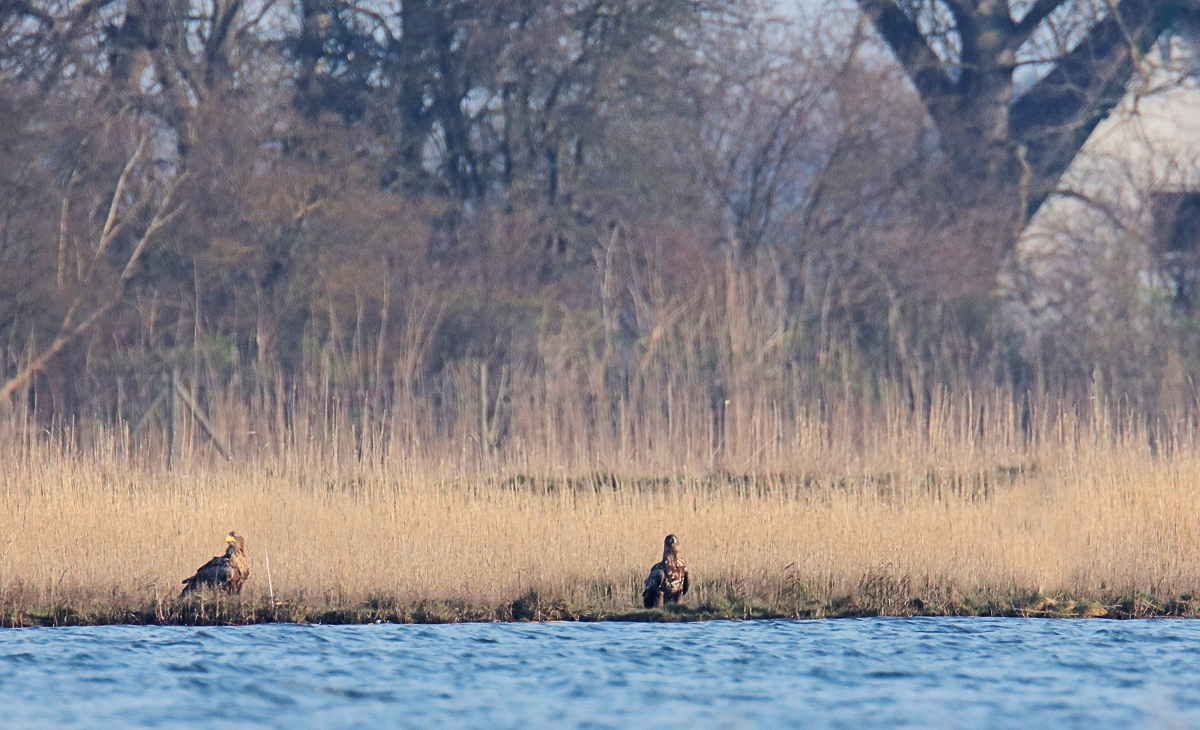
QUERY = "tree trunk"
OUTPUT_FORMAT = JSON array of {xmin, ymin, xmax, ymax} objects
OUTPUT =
[{"xmin": 859, "ymin": 0, "xmax": 1189, "ymax": 235}]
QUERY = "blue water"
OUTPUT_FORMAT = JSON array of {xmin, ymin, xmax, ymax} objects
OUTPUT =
[{"xmin": 2, "ymin": 618, "xmax": 1200, "ymax": 729}]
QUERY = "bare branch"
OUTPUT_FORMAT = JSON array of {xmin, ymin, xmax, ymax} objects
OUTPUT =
[
  {"xmin": 98, "ymin": 136, "xmax": 148, "ymax": 253},
  {"xmin": 0, "ymin": 0, "xmax": 53, "ymax": 26},
  {"xmin": 1012, "ymin": 0, "xmax": 1170, "ymax": 208},
  {"xmin": 0, "ymin": 158, "xmax": 185, "ymax": 405},
  {"xmin": 1013, "ymin": 0, "xmax": 1069, "ymax": 46},
  {"xmin": 121, "ymin": 176, "xmax": 189, "ymax": 282},
  {"xmin": 857, "ymin": 0, "xmax": 956, "ymax": 123},
  {"xmin": 0, "ymin": 299, "xmax": 120, "ymax": 403}
]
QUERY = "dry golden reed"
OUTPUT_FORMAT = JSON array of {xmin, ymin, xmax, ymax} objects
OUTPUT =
[{"xmin": 4, "ymin": 382, "xmax": 1200, "ymax": 621}]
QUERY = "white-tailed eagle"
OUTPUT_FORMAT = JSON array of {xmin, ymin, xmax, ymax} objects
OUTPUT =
[
  {"xmin": 181, "ymin": 531, "xmax": 249, "ymax": 596},
  {"xmin": 642, "ymin": 534, "xmax": 689, "ymax": 608}
]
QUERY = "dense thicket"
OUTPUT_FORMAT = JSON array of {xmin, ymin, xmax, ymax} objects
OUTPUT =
[{"xmin": 0, "ymin": 0, "xmax": 1197, "ymax": 447}]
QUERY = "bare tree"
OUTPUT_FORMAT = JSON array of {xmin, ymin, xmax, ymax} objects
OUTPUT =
[
  {"xmin": 0, "ymin": 138, "xmax": 186, "ymax": 402},
  {"xmin": 858, "ymin": 0, "xmax": 1200, "ymax": 238}
]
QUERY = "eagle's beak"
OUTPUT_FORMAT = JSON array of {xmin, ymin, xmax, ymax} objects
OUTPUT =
[{"xmin": 225, "ymin": 535, "xmax": 236, "ymax": 543}]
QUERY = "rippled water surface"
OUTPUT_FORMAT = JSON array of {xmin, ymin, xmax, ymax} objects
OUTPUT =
[{"xmin": 4, "ymin": 617, "xmax": 1200, "ymax": 728}]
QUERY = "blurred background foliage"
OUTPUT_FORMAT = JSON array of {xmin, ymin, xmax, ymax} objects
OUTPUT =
[{"xmin": 1, "ymin": 0, "xmax": 1198, "ymax": 446}]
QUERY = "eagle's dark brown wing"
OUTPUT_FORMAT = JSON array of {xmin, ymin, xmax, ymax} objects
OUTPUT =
[
  {"xmin": 181, "ymin": 555, "xmax": 235, "ymax": 595},
  {"xmin": 642, "ymin": 560, "xmax": 667, "ymax": 608},
  {"xmin": 192, "ymin": 555, "xmax": 226, "ymax": 574}
]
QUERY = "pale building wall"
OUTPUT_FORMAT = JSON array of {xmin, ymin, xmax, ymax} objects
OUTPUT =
[{"xmin": 1007, "ymin": 36, "xmax": 1200, "ymax": 345}]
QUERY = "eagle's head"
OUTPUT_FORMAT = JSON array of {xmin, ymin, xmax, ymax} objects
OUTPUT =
[
  {"xmin": 663, "ymin": 534, "xmax": 680, "ymax": 557},
  {"xmin": 225, "ymin": 531, "xmax": 245, "ymax": 553}
]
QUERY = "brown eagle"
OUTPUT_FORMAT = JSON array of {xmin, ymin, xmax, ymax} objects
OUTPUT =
[
  {"xmin": 181, "ymin": 531, "xmax": 249, "ymax": 596},
  {"xmin": 642, "ymin": 534, "xmax": 689, "ymax": 608}
]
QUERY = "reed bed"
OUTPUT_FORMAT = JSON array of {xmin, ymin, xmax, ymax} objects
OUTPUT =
[{"xmin": 4, "ymin": 378, "xmax": 1200, "ymax": 625}]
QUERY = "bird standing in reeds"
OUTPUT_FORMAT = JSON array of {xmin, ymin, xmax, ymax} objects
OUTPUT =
[
  {"xmin": 181, "ymin": 531, "xmax": 249, "ymax": 596},
  {"xmin": 642, "ymin": 534, "xmax": 689, "ymax": 608}
]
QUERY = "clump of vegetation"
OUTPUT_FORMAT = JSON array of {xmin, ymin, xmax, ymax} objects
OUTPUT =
[
  {"xmin": 7, "ymin": 588, "xmax": 1200, "ymax": 628},
  {"xmin": 5, "ymin": 387, "xmax": 1200, "ymax": 626}
]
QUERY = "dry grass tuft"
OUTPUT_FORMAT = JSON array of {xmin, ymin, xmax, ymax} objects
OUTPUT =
[{"xmin": 5, "ymin": 385, "xmax": 1200, "ymax": 624}]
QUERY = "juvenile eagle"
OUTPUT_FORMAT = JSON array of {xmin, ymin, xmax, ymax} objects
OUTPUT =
[
  {"xmin": 642, "ymin": 534, "xmax": 689, "ymax": 608},
  {"xmin": 181, "ymin": 531, "xmax": 249, "ymax": 596}
]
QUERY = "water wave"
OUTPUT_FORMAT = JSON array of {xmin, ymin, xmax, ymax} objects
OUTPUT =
[{"xmin": 1, "ymin": 618, "xmax": 1198, "ymax": 729}]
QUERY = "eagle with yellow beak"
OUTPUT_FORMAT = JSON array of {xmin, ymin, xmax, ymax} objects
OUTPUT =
[{"xmin": 181, "ymin": 531, "xmax": 249, "ymax": 596}]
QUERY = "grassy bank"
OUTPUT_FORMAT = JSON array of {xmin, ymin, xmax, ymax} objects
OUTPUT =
[
  {"xmin": 7, "ymin": 588, "xmax": 1200, "ymax": 627},
  {"xmin": 6, "ymin": 388, "xmax": 1200, "ymax": 626}
]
